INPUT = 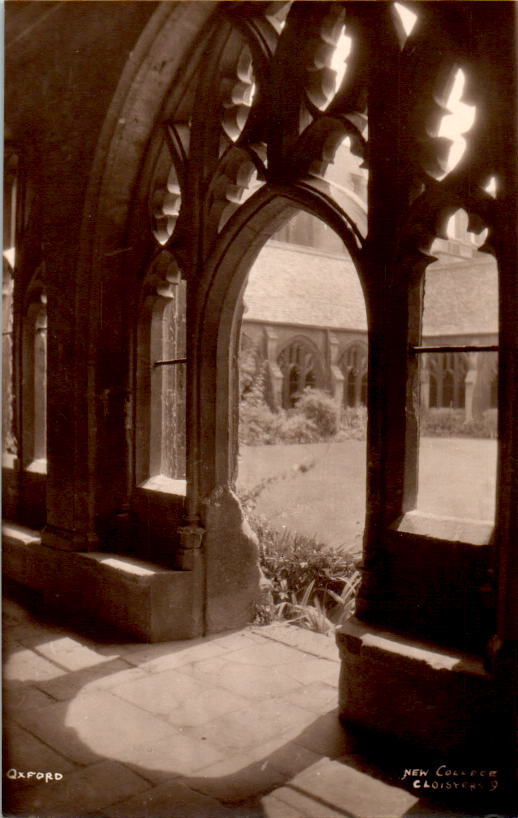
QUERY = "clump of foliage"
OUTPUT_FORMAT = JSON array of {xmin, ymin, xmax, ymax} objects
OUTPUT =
[
  {"xmin": 239, "ymin": 378, "xmax": 340, "ymax": 446},
  {"xmin": 239, "ymin": 401, "xmax": 284, "ymax": 446},
  {"xmin": 295, "ymin": 388, "xmax": 340, "ymax": 439},
  {"xmin": 239, "ymin": 374, "xmax": 324, "ymax": 446},
  {"xmin": 248, "ymin": 509, "xmax": 361, "ymax": 633},
  {"xmin": 420, "ymin": 408, "xmax": 497, "ymax": 439},
  {"xmin": 277, "ymin": 412, "xmax": 318, "ymax": 443},
  {"xmin": 337, "ymin": 406, "xmax": 368, "ymax": 440}
]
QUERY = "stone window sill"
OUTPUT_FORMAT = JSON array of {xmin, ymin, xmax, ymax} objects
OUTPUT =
[
  {"xmin": 2, "ymin": 453, "xmax": 18, "ymax": 470},
  {"xmin": 25, "ymin": 458, "xmax": 47, "ymax": 475},
  {"xmin": 139, "ymin": 474, "xmax": 187, "ymax": 497},
  {"xmin": 391, "ymin": 510, "xmax": 493, "ymax": 546}
]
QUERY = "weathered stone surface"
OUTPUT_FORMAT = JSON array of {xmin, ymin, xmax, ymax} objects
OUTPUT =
[
  {"xmin": 14, "ymin": 689, "xmax": 179, "ymax": 766},
  {"xmin": 32, "ymin": 636, "xmax": 113, "ymax": 672},
  {"xmin": 202, "ymin": 486, "xmax": 262, "ymax": 633},
  {"xmin": 221, "ymin": 641, "xmax": 306, "ymax": 667},
  {"xmin": 4, "ymin": 593, "xmax": 492, "ymax": 817},
  {"xmin": 276, "ymin": 681, "xmax": 338, "ymax": 715},
  {"xmin": 291, "ymin": 709, "xmax": 359, "ymax": 759},
  {"xmin": 123, "ymin": 635, "xmax": 227, "ymax": 672},
  {"xmin": 179, "ymin": 654, "xmax": 304, "ymax": 700},
  {"xmin": 261, "ymin": 793, "xmax": 304, "ymax": 818},
  {"xmin": 35, "ymin": 659, "xmax": 145, "ymax": 701},
  {"xmin": 103, "ymin": 779, "xmax": 234, "ymax": 818},
  {"xmin": 112, "ymin": 667, "xmax": 249, "ymax": 727},
  {"xmin": 273, "ymin": 757, "xmax": 419, "ymax": 818},
  {"xmin": 249, "ymin": 738, "xmax": 322, "ymax": 778},
  {"xmin": 185, "ymin": 754, "xmax": 286, "ymax": 802},
  {"xmin": 3, "ymin": 683, "xmax": 55, "ymax": 712},
  {"xmin": 337, "ymin": 618, "xmax": 502, "ymax": 755},
  {"xmin": 183, "ymin": 698, "xmax": 315, "ymax": 755},
  {"xmin": 4, "ymin": 648, "xmax": 63, "ymax": 682},
  {"xmin": 3, "ymin": 527, "xmax": 201, "ymax": 641},
  {"xmin": 252, "ymin": 623, "xmax": 339, "ymax": 661},
  {"xmin": 4, "ymin": 761, "xmax": 149, "ymax": 817},
  {"xmin": 3, "ymin": 722, "xmax": 77, "ymax": 774}
]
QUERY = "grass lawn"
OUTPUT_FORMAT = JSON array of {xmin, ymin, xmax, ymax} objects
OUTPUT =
[{"xmin": 237, "ymin": 437, "xmax": 497, "ymax": 552}]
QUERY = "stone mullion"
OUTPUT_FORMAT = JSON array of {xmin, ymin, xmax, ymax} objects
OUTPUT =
[
  {"xmin": 182, "ymin": 22, "xmax": 235, "ymax": 528},
  {"xmin": 266, "ymin": 3, "xmax": 328, "ymax": 180},
  {"xmin": 489, "ymin": 9, "xmax": 518, "ymax": 650},
  {"xmin": 488, "ymin": 9, "xmax": 518, "ymax": 785},
  {"xmin": 356, "ymin": 6, "xmax": 417, "ymax": 620}
]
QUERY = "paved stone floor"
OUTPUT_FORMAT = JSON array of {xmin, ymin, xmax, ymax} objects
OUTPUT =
[{"xmin": 2, "ymin": 588, "xmax": 511, "ymax": 817}]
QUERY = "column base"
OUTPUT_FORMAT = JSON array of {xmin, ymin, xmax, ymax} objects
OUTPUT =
[{"xmin": 336, "ymin": 618, "xmax": 505, "ymax": 760}]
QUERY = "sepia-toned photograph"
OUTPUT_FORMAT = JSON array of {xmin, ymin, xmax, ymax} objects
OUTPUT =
[{"xmin": 3, "ymin": 1, "xmax": 517, "ymax": 816}]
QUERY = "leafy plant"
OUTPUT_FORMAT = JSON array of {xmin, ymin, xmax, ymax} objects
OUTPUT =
[
  {"xmin": 239, "ymin": 385, "xmax": 340, "ymax": 446},
  {"xmin": 295, "ymin": 388, "xmax": 339, "ymax": 439},
  {"xmin": 420, "ymin": 408, "xmax": 497, "ymax": 439},
  {"xmin": 247, "ymin": 509, "xmax": 361, "ymax": 633},
  {"xmin": 239, "ymin": 401, "xmax": 284, "ymax": 445},
  {"xmin": 337, "ymin": 406, "xmax": 368, "ymax": 440}
]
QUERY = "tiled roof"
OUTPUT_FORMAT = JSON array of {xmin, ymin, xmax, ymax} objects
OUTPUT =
[
  {"xmin": 244, "ymin": 242, "xmax": 498, "ymax": 336},
  {"xmin": 422, "ymin": 257, "xmax": 498, "ymax": 336},
  {"xmin": 244, "ymin": 242, "xmax": 367, "ymax": 330}
]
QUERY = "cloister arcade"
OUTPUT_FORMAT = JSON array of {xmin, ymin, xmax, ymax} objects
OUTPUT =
[{"xmin": 3, "ymin": 0, "xmax": 517, "ymax": 792}]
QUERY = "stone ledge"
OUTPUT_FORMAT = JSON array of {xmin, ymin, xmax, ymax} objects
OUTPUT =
[
  {"xmin": 336, "ymin": 618, "xmax": 502, "ymax": 756},
  {"xmin": 391, "ymin": 510, "xmax": 493, "ymax": 546},
  {"xmin": 2, "ymin": 523, "xmax": 202, "ymax": 642}
]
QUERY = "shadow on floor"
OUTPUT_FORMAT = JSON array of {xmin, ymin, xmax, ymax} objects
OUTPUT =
[{"xmin": 2, "ymin": 582, "xmax": 514, "ymax": 818}]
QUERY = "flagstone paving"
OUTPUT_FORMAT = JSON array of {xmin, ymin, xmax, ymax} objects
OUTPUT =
[{"xmin": 2, "ymin": 590, "xmax": 506, "ymax": 817}]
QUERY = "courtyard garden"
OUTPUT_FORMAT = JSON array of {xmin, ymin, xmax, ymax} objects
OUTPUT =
[{"xmin": 237, "ymin": 386, "xmax": 497, "ymax": 631}]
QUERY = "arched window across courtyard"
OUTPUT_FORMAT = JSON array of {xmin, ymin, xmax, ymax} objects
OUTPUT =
[
  {"xmin": 278, "ymin": 338, "xmax": 321, "ymax": 409},
  {"xmin": 339, "ymin": 342, "xmax": 367, "ymax": 408}
]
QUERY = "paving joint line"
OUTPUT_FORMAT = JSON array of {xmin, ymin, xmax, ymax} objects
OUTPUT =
[{"xmin": 249, "ymin": 627, "xmax": 339, "ymax": 663}]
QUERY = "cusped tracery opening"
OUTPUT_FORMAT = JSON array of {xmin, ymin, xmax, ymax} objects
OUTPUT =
[
  {"xmin": 150, "ymin": 124, "xmax": 190, "ymax": 247},
  {"xmin": 393, "ymin": 2, "xmax": 418, "ymax": 41},
  {"xmin": 306, "ymin": 7, "xmax": 353, "ymax": 113},
  {"xmin": 221, "ymin": 46, "xmax": 257, "ymax": 144},
  {"xmin": 313, "ymin": 135, "xmax": 368, "ymax": 217},
  {"xmin": 264, "ymin": 2, "xmax": 290, "ymax": 34},
  {"xmin": 435, "ymin": 67, "xmax": 476, "ymax": 178},
  {"xmin": 431, "ymin": 208, "xmax": 489, "ymax": 258}
]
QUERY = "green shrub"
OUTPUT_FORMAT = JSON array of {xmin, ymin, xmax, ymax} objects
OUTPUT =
[
  {"xmin": 295, "ymin": 388, "xmax": 339, "ymax": 439},
  {"xmin": 239, "ymin": 401, "xmax": 283, "ymax": 445},
  {"xmin": 338, "ymin": 406, "xmax": 367, "ymax": 440},
  {"xmin": 248, "ymin": 510, "xmax": 360, "ymax": 632},
  {"xmin": 239, "ymin": 385, "xmax": 339, "ymax": 446},
  {"xmin": 278, "ymin": 413, "xmax": 319, "ymax": 443},
  {"xmin": 421, "ymin": 408, "xmax": 497, "ymax": 439},
  {"xmin": 240, "ymin": 359, "xmax": 267, "ymax": 407}
]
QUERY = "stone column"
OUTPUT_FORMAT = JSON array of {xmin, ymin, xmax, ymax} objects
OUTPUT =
[
  {"xmin": 419, "ymin": 353, "xmax": 430, "ymax": 412},
  {"xmin": 263, "ymin": 326, "xmax": 283, "ymax": 410},
  {"xmin": 328, "ymin": 332, "xmax": 345, "ymax": 406},
  {"xmin": 464, "ymin": 352, "xmax": 478, "ymax": 422}
]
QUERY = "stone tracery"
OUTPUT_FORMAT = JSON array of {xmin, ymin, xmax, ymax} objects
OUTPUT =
[{"xmin": 3, "ymin": 1, "xmax": 517, "ymax": 787}]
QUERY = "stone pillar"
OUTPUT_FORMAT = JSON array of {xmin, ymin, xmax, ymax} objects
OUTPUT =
[
  {"xmin": 464, "ymin": 353, "xmax": 478, "ymax": 422},
  {"xmin": 419, "ymin": 353, "xmax": 430, "ymax": 411},
  {"xmin": 328, "ymin": 332, "xmax": 345, "ymax": 407},
  {"xmin": 263, "ymin": 326, "xmax": 283, "ymax": 410}
]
